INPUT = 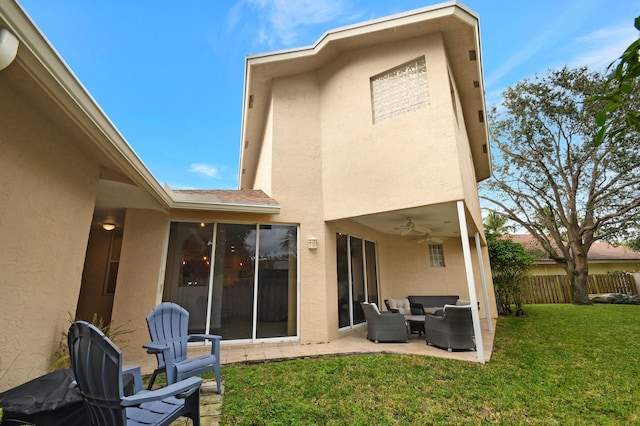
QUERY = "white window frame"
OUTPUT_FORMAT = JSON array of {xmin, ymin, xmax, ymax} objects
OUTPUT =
[{"xmin": 429, "ymin": 244, "xmax": 445, "ymax": 268}]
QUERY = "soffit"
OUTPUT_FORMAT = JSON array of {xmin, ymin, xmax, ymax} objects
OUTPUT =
[{"xmin": 240, "ymin": 1, "xmax": 490, "ymax": 189}]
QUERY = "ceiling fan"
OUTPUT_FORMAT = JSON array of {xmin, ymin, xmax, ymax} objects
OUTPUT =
[
  {"xmin": 410, "ymin": 232, "xmax": 447, "ymax": 244},
  {"xmin": 393, "ymin": 218, "xmax": 433, "ymax": 236}
]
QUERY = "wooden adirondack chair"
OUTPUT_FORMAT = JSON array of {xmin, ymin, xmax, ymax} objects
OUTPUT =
[
  {"xmin": 67, "ymin": 321, "xmax": 202, "ymax": 426},
  {"xmin": 144, "ymin": 302, "xmax": 222, "ymax": 393}
]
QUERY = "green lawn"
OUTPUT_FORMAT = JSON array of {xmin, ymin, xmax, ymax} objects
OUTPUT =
[{"xmin": 219, "ymin": 304, "xmax": 640, "ymax": 425}]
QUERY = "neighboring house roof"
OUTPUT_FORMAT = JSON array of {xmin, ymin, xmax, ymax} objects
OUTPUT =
[{"xmin": 507, "ymin": 234, "xmax": 640, "ymax": 263}]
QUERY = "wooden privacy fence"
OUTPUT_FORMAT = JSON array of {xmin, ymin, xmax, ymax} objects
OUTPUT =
[{"xmin": 522, "ymin": 274, "xmax": 638, "ymax": 304}]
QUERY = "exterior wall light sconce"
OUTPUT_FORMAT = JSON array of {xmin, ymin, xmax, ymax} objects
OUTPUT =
[
  {"xmin": 307, "ymin": 237, "xmax": 318, "ymax": 250},
  {"xmin": 102, "ymin": 223, "xmax": 116, "ymax": 231},
  {"xmin": 0, "ymin": 28, "xmax": 19, "ymax": 72}
]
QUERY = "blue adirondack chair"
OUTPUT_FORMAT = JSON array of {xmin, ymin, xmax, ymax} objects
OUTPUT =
[
  {"xmin": 67, "ymin": 321, "xmax": 202, "ymax": 426},
  {"xmin": 144, "ymin": 302, "xmax": 222, "ymax": 393}
]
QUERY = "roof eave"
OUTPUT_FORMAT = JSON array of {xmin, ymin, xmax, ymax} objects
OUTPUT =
[{"xmin": 171, "ymin": 200, "xmax": 281, "ymax": 214}]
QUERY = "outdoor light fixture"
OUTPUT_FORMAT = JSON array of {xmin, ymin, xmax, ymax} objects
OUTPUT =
[
  {"xmin": 102, "ymin": 223, "xmax": 116, "ymax": 231},
  {"xmin": 307, "ymin": 237, "xmax": 318, "ymax": 250},
  {"xmin": 0, "ymin": 28, "xmax": 19, "ymax": 72}
]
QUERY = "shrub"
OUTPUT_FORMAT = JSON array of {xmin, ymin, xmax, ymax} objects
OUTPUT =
[{"xmin": 49, "ymin": 313, "xmax": 132, "ymax": 371}]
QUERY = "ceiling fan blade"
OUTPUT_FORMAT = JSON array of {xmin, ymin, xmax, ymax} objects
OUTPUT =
[
  {"xmin": 401, "ymin": 228, "xmax": 412, "ymax": 236},
  {"xmin": 413, "ymin": 225, "xmax": 433, "ymax": 234}
]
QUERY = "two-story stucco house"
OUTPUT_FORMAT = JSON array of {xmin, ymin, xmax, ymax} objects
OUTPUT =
[{"xmin": 0, "ymin": 0, "xmax": 496, "ymax": 390}]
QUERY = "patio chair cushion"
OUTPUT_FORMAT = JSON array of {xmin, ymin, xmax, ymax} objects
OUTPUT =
[
  {"xmin": 456, "ymin": 299, "xmax": 470, "ymax": 306},
  {"xmin": 385, "ymin": 299, "xmax": 411, "ymax": 314}
]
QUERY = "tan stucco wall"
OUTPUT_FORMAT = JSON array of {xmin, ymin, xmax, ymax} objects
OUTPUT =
[
  {"xmin": 253, "ymin": 98, "xmax": 274, "ymax": 194},
  {"xmin": 110, "ymin": 209, "xmax": 170, "ymax": 363},
  {"xmin": 0, "ymin": 69, "xmax": 99, "ymax": 390},
  {"xmin": 269, "ymin": 71, "xmax": 329, "ymax": 343},
  {"xmin": 319, "ymin": 34, "xmax": 464, "ymax": 220}
]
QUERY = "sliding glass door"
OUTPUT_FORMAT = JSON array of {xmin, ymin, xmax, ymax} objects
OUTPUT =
[
  {"xmin": 336, "ymin": 233, "xmax": 379, "ymax": 330},
  {"xmin": 163, "ymin": 222, "xmax": 298, "ymax": 341}
]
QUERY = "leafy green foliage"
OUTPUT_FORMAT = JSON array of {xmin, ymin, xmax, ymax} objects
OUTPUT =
[
  {"xmin": 591, "ymin": 16, "xmax": 640, "ymax": 145},
  {"xmin": 483, "ymin": 210, "xmax": 510, "ymax": 240},
  {"xmin": 482, "ymin": 67, "xmax": 640, "ymax": 305},
  {"xmin": 624, "ymin": 234, "xmax": 640, "ymax": 251},
  {"xmin": 487, "ymin": 238, "xmax": 534, "ymax": 316},
  {"xmin": 49, "ymin": 313, "xmax": 132, "ymax": 372},
  {"xmin": 220, "ymin": 305, "xmax": 640, "ymax": 424}
]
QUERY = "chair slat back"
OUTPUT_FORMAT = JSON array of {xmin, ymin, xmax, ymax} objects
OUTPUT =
[
  {"xmin": 147, "ymin": 303, "xmax": 190, "ymax": 367},
  {"xmin": 68, "ymin": 321, "xmax": 127, "ymax": 426}
]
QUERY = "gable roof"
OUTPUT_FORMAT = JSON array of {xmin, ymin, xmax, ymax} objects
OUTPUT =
[{"xmin": 508, "ymin": 234, "xmax": 640, "ymax": 263}]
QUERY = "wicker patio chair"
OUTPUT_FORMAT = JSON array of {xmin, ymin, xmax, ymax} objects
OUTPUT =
[
  {"xmin": 424, "ymin": 304, "xmax": 476, "ymax": 351},
  {"xmin": 361, "ymin": 302, "xmax": 410, "ymax": 343}
]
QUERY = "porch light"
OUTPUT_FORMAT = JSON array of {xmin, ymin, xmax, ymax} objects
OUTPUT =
[
  {"xmin": 0, "ymin": 28, "xmax": 19, "ymax": 72},
  {"xmin": 307, "ymin": 237, "xmax": 318, "ymax": 250},
  {"xmin": 102, "ymin": 223, "xmax": 116, "ymax": 231}
]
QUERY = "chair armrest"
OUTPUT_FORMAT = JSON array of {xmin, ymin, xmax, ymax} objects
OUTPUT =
[
  {"xmin": 410, "ymin": 302, "xmax": 425, "ymax": 315},
  {"xmin": 143, "ymin": 342, "xmax": 169, "ymax": 354},
  {"xmin": 188, "ymin": 334, "xmax": 222, "ymax": 356},
  {"xmin": 387, "ymin": 308, "xmax": 400, "ymax": 313},
  {"xmin": 121, "ymin": 376, "xmax": 203, "ymax": 406},
  {"xmin": 188, "ymin": 333, "xmax": 222, "ymax": 342}
]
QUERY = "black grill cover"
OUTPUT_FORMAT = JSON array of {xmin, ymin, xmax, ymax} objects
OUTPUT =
[{"xmin": 0, "ymin": 369, "xmax": 87, "ymax": 426}]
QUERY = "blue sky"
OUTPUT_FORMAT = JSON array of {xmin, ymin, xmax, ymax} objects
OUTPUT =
[{"xmin": 18, "ymin": 0, "xmax": 638, "ymax": 190}]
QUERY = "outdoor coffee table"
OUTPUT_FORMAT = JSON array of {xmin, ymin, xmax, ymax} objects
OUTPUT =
[{"xmin": 404, "ymin": 314, "xmax": 426, "ymax": 336}]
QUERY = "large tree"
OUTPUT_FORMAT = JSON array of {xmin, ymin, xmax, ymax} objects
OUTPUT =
[{"xmin": 483, "ymin": 67, "xmax": 640, "ymax": 305}]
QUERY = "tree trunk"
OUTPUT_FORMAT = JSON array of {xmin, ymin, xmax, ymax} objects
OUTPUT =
[{"xmin": 571, "ymin": 255, "xmax": 592, "ymax": 305}]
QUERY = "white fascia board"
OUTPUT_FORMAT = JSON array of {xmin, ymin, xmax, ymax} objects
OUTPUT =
[
  {"xmin": 245, "ymin": 1, "xmax": 462, "ymax": 64},
  {"xmin": 171, "ymin": 200, "xmax": 280, "ymax": 214}
]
